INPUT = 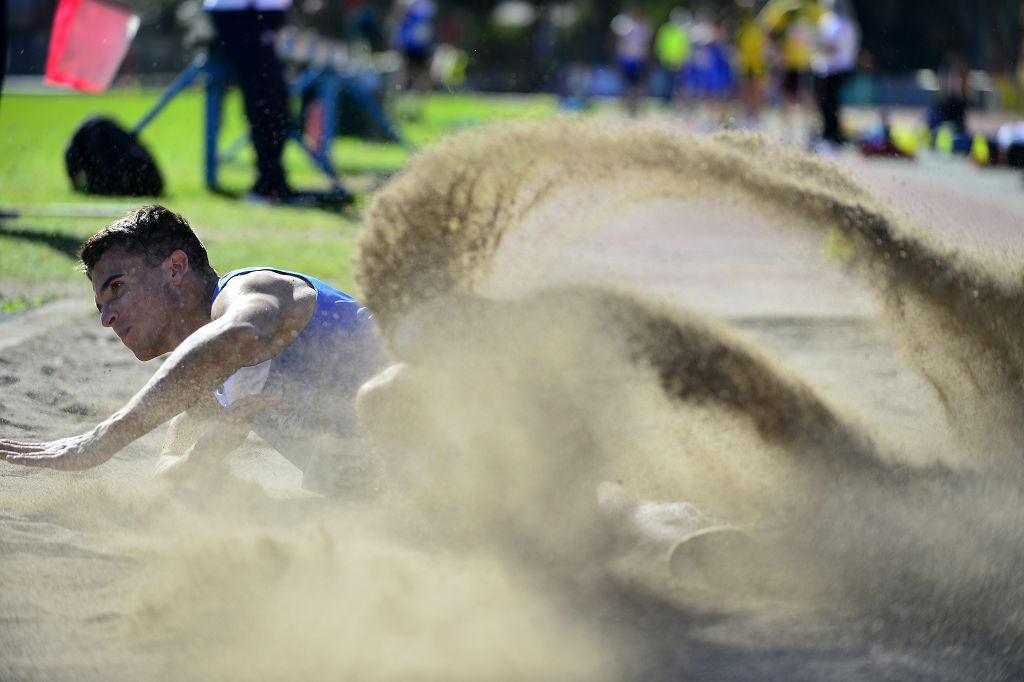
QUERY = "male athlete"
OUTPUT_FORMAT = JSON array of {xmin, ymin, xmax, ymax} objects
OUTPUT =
[{"xmin": 0, "ymin": 205, "xmax": 384, "ymax": 494}]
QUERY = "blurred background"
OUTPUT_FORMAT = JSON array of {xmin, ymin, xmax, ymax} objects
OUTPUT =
[
  {"xmin": 6, "ymin": 0, "xmax": 1024, "ymax": 108},
  {"xmin": 3, "ymin": 0, "xmax": 1024, "ymax": 306}
]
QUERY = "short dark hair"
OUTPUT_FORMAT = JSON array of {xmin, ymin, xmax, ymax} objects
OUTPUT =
[{"xmin": 79, "ymin": 205, "xmax": 217, "ymax": 284}]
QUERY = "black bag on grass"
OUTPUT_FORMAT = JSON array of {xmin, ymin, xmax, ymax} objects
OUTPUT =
[{"xmin": 65, "ymin": 116, "xmax": 164, "ymax": 196}]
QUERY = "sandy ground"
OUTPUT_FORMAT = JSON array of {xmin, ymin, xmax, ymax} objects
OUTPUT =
[{"xmin": 1, "ymin": 141, "xmax": 1023, "ymax": 680}]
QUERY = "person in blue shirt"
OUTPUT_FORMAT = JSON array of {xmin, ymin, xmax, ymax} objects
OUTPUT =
[
  {"xmin": 390, "ymin": 0, "xmax": 436, "ymax": 94},
  {"xmin": 610, "ymin": 6, "xmax": 654, "ymax": 116},
  {"xmin": 0, "ymin": 205, "xmax": 385, "ymax": 496}
]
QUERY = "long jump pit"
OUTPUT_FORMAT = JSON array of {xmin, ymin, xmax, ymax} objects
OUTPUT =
[{"xmin": 3, "ymin": 119, "xmax": 1024, "ymax": 681}]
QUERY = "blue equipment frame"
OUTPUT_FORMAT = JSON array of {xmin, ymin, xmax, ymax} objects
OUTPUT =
[{"xmin": 131, "ymin": 50, "xmax": 407, "ymax": 196}]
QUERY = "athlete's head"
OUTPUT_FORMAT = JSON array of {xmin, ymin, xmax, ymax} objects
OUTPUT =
[
  {"xmin": 80, "ymin": 205, "xmax": 216, "ymax": 283},
  {"xmin": 80, "ymin": 205, "xmax": 218, "ymax": 360}
]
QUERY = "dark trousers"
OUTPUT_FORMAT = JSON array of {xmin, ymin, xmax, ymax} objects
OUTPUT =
[
  {"xmin": 210, "ymin": 9, "xmax": 290, "ymax": 195},
  {"xmin": 928, "ymin": 96, "xmax": 967, "ymax": 135},
  {"xmin": 1, "ymin": 0, "xmax": 7, "ymax": 106},
  {"xmin": 815, "ymin": 70, "xmax": 851, "ymax": 145}
]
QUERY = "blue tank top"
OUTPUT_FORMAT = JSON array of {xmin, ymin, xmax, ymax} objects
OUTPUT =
[
  {"xmin": 211, "ymin": 267, "xmax": 385, "ymax": 473},
  {"xmin": 399, "ymin": 0, "xmax": 434, "ymax": 52}
]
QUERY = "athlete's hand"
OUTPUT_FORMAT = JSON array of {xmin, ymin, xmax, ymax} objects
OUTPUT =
[
  {"xmin": 151, "ymin": 424, "xmax": 245, "ymax": 482},
  {"xmin": 151, "ymin": 394, "xmax": 278, "ymax": 483},
  {"xmin": 0, "ymin": 430, "xmax": 118, "ymax": 471}
]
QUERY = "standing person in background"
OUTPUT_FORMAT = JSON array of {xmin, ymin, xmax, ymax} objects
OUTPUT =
[
  {"xmin": 735, "ymin": 4, "xmax": 769, "ymax": 125},
  {"xmin": 1, "ymin": 0, "xmax": 7, "ymax": 108},
  {"xmin": 812, "ymin": 0, "xmax": 859, "ymax": 151},
  {"xmin": 760, "ymin": 0, "xmax": 822, "ymax": 143},
  {"xmin": 390, "ymin": 0, "xmax": 436, "ymax": 96},
  {"xmin": 681, "ymin": 10, "xmax": 734, "ymax": 127},
  {"xmin": 654, "ymin": 8, "xmax": 692, "ymax": 109},
  {"xmin": 926, "ymin": 51, "xmax": 971, "ymax": 141},
  {"xmin": 354, "ymin": 1, "xmax": 387, "ymax": 53},
  {"xmin": 610, "ymin": 5, "xmax": 653, "ymax": 117},
  {"xmin": 1, "ymin": 0, "xmax": 8, "ymax": 220},
  {"xmin": 206, "ymin": 0, "xmax": 294, "ymax": 203}
]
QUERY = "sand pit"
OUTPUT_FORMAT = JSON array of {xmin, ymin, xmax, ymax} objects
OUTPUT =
[{"xmin": 3, "ymin": 120, "xmax": 1024, "ymax": 680}]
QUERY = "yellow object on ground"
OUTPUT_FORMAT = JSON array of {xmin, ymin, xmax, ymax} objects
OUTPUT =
[
  {"xmin": 917, "ymin": 125, "xmax": 933, "ymax": 149},
  {"xmin": 935, "ymin": 126, "xmax": 954, "ymax": 155},
  {"xmin": 971, "ymin": 134, "xmax": 990, "ymax": 165},
  {"xmin": 890, "ymin": 126, "xmax": 919, "ymax": 156}
]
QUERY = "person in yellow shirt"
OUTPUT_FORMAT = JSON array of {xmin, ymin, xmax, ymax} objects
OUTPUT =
[
  {"xmin": 735, "ymin": 6, "xmax": 769, "ymax": 122},
  {"xmin": 759, "ymin": 0, "xmax": 824, "ymax": 141}
]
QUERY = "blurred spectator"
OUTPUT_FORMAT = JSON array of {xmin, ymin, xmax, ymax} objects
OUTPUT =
[
  {"xmin": 994, "ymin": 122, "xmax": 1024, "ymax": 167},
  {"xmin": 558, "ymin": 62, "xmax": 592, "ymax": 111},
  {"xmin": 680, "ymin": 11, "xmax": 733, "ymax": 125},
  {"xmin": 206, "ymin": 0, "xmax": 293, "ymax": 201},
  {"xmin": 760, "ymin": 0, "xmax": 822, "ymax": 142},
  {"xmin": 354, "ymin": 1, "xmax": 386, "ymax": 52},
  {"xmin": 0, "ymin": 0, "xmax": 6, "ymax": 218},
  {"xmin": 653, "ymin": 8, "xmax": 692, "ymax": 107},
  {"xmin": 531, "ymin": 6, "xmax": 559, "ymax": 92},
  {"xmin": 390, "ymin": 0, "xmax": 436, "ymax": 95},
  {"xmin": 7, "ymin": 0, "xmax": 51, "ymax": 75},
  {"xmin": 610, "ymin": 5, "xmax": 653, "ymax": 116},
  {"xmin": 812, "ymin": 0, "xmax": 859, "ymax": 150},
  {"xmin": 735, "ymin": 5, "xmax": 769, "ymax": 123},
  {"xmin": 1, "ymin": 0, "xmax": 7, "ymax": 107},
  {"xmin": 927, "ymin": 51, "xmax": 970, "ymax": 138}
]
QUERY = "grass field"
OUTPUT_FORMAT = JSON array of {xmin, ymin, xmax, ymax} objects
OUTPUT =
[{"xmin": 0, "ymin": 89, "xmax": 557, "ymax": 304}]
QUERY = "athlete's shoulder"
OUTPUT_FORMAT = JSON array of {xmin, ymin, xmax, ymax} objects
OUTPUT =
[{"xmin": 212, "ymin": 268, "xmax": 316, "ymax": 320}]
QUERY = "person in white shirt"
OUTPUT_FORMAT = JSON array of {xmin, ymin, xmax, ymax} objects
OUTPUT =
[
  {"xmin": 205, "ymin": 0, "xmax": 294, "ymax": 201},
  {"xmin": 812, "ymin": 0, "xmax": 859, "ymax": 147},
  {"xmin": 610, "ymin": 6, "xmax": 654, "ymax": 116}
]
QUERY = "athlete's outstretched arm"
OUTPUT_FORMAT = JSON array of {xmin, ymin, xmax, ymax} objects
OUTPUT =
[{"xmin": 0, "ymin": 273, "xmax": 312, "ymax": 471}]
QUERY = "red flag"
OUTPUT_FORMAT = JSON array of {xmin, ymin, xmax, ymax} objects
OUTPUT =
[{"xmin": 45, "ymin": 0, "xmax": 139, "ymax": 93}]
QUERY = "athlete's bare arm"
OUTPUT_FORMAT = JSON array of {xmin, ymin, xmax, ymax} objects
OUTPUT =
[
  {"xmin": 0, "ymin": 271, "xmax": 314, "ymax": 471},
  {"xmin": 151, "ymin": 393, "xmax": 277, "ymax": 481}
]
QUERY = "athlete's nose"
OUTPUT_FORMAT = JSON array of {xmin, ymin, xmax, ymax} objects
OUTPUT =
[{"xmin": 100, "ymin": 304, "xmax": 117, "ymax": 328}]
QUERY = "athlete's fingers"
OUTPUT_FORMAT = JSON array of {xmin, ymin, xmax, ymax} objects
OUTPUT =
[
  {"xmin": 0, "ymin": 441, "xmax": 50, "ymax": 455},
  {"xmin": 7, "ymin": 451, "xmax": 96, "ymax": 471},
  {"xmin": 2, "ymin": 453, "xmax": 65, "ymax": 469}
]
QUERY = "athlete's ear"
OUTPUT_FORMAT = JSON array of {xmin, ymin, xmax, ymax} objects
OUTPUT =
[{"xmin": 165, "ymin": 249, "xmax": 190, "ymax": 285}]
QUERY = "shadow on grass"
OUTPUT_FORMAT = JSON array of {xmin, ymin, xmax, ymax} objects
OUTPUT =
[
  {"xmin": 208, "ymin": 183, "xmax": 360, "ymax": 216},
  {"xmin": 0, "ymin": 224, "xmax": 82, "ymax": 259}
]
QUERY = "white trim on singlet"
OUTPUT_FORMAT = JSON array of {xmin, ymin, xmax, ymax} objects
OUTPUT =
[{"xmin": 215, "ymin": 359, "xmax": 272, "ymax": 407}]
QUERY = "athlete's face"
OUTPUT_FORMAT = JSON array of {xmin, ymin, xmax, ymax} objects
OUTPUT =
[{"xmin": 90, "ymin": 248, "xmax": 184, "ymax": 361}]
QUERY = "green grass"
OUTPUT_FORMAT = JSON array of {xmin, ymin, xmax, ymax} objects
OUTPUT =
[
  {"xmin": 0, "ymin": 294, "xmax": 58, "ymax": 316},
  {"xmin": 0, "ymin": 88, "xmax": 556, "ymax": 301}
]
